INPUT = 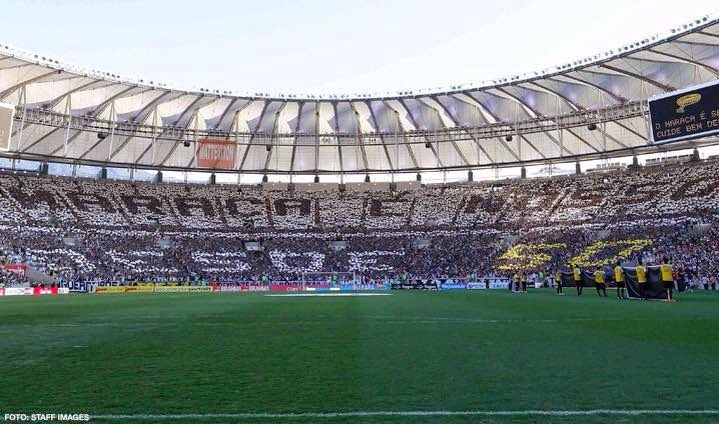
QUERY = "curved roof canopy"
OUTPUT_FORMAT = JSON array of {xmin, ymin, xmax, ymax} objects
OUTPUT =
[{"xmin": 1, "ymin": 15, "xmax": 718, "ymax": 174}]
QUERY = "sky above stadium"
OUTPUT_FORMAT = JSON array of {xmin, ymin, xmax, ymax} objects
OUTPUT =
[{"xmin": 2, "ymin": 0, "xmax": 718, "ymax": 96}]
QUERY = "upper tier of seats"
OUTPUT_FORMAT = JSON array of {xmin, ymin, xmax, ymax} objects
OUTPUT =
[{"xmin": 1, "ymin": 160, "xmax": 718, "ymax": 233}]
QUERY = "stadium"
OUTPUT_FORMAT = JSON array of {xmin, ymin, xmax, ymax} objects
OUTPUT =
[{"xmin": 1, "ymin": 3, "xmax": 719, "ymax": 423}]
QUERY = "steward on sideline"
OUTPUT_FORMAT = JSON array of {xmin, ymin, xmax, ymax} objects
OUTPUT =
[
  {"xmin": 660, "ymin": 257, "xmax": 675, "ymax": 302},
  {"xmin": 573, "ymin": 265, "xmax": 583, "ymax": 296},
  {"xmin": 593, "ymin": 268, "xmax": 608, "ymax": 297},
  {"xmin": 614, "ymin": 261, "xmax": 626, "ymax": 300}
]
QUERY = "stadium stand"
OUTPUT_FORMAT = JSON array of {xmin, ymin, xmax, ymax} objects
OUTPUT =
[{"xmin": 1, "ymin": 158, "xmax": 719, "ymax": 289}]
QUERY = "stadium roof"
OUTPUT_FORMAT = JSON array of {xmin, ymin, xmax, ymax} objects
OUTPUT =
[{"xmin": 1, "ymin": 15, "xmax": 719, "ymax": 174}]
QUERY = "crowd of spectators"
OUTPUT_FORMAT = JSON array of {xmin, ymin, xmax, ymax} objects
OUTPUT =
[{"xmin": 1, "ymin": 159, "xmax": 719, "ymax": 286}]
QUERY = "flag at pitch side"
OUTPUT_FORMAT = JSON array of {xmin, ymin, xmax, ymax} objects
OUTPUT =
[
  {"xmin": 560, "ymin": 270, "xmax": 595, "ymax": 287},
  {"xmin": 622, "ymin": 266, "xmax": 668, "ymax": 300}
]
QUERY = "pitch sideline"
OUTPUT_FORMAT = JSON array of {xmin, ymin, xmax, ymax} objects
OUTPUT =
[
  {"xmin": 88, "ymin": 409, "xmax": 719, "ymax": 420},
  {"xmin": 265, "ymin": 293, "xmax": 393, "ymax": 297}
]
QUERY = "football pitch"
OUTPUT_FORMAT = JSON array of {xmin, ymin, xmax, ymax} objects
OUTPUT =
[{"xmin": 1, "ymin": 290, "xmax": 718, "ymax": 423}]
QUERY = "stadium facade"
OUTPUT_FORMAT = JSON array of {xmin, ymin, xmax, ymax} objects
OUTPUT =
[{"xmin": 0, "ymin": 15, "xmax": 718, "ymax": 181}]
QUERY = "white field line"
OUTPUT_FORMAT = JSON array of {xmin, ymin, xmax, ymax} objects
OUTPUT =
[
  {"xmin": 0, "ymin": 316, "xmax": 698, "ymax": 331},
  {"xmin": 89, "ymin": 409, "xmax": 719, "ymax": 420},
  {"xmin": 265, "ymin": 293, "xmax": 393, "ymax": 297}
]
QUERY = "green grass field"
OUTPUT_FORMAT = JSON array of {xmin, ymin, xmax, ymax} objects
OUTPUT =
[{"xmin": 1, "ymin": 290, "xmax": 718, "ymax": 423}]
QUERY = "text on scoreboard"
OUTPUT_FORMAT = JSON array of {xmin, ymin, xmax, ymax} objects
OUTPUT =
[{"xmin": 648, "ymin": 80, "xmax": 719, "ymax": 143}]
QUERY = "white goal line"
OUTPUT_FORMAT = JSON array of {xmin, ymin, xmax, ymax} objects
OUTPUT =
[{"xmin": 89, "ymin": 409, "xmax": 719, "ymax": 420}]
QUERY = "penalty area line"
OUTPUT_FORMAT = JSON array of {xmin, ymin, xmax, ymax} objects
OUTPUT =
[{"xmin": 88, "ymin": 409, "xmax": 719, "ymax": 420}]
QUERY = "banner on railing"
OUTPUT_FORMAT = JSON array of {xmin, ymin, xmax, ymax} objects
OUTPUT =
[
  {"xmin": 466, "ymin": 279, "xmax": 511, "ymax": 289},
  {"xmin": 154, "ymin": 286, "xmax": 214, "ymax": 293},
  {"xmin": 122, "ymin": 285, "xmax": 155, "ymax": 293},
  {"xmin": 0, "ymin": 286, "xmax": 68, "ymax": 296},
  {"xmin": 269, "ymin": 283, "xmax": 306, "ymax": 292},
  {"xmin": 2, "ymin": 287, "xmax": 33, "ymax": 296},
  {"xmin": 3, "ymin": 264, "xmax": 27, "ymax": 278},
  {"xmin": 214, "ymin": 284, "xmax": 270, "ymax": 292},
  {"xmin": 391, "ymin": 280, "xmax": 439, "ymax": 290},
  {"xmin": 94, "ymin": 286, "xmax": 127, "ymax": 293},
  {"xmin": 196, "ymin": 139, "xmax": 236, "ymax": 169}
]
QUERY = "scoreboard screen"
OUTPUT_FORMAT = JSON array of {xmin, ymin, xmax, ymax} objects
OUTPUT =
[{"xmin": 648, "ymin": 80, "xmax": 719, "ymax": 144}]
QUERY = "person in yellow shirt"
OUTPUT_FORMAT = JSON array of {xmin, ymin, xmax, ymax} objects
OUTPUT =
[
  {"xmin": 635, "ymin": 259, "xmax": 647, "ymax": 300},
  {"xmin": 660, "ymin": 257, "xmax": 675, "ymax": 302},
  {"xmin": 594, "ymin": 268, "xmax": 607, "ymax": 297},
  {"xmin": 554, "ymin": 271, "xmax": 563, "ymax": 295},
  {"xmin": 614, "ymin": 261, "xmax": 626, "ymax": 300},
  {"xmin": 520, "ymin": 272, "xmax": 527, "ymax": 293},
  {"xmin": 512, "ymin": 272, "xmax": 520, "ymax": 292},
  {"xmin": 573, "ymin": 265, "xmax": 583, "ymax": 296}
]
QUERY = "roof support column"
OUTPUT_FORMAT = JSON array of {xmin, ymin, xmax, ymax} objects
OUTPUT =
[
  {"xmin": 394, "ymin": 111, "xmax": 400, "ymax": 175},
  {"xmin": 16, "ymin": 87, "xmax": 26, "ymax": 152},
  {"xmin": 642, "ymin": 101, "xmax": 652, "ymax": 144},
  {"xmin": 516, "ymin": 128, "xmax": 522, "ymax": 161},
  {"xmin": 314, "ymin": 104, "xmax": 320, "ymax": 174},
  {"xmin": 474, "ymin": 128, "xmax": 480, "ymax": 165},
  {"xmin": 189, "ymin": 112, "xmax": 200, "ymax": 168},
  {"xmin": 354, "ymin": 132, "xmax": 360, "ymax": 172},
  {"xmin": 62, "ymin": 97, "xmax": 72, "ymax": 157},
  {"xmin": 107, "ymin": 102, "xmax": 116, "ymax": 162},
  {"xmin": 435, "ymin": 131, "xmax": 440, "ymax": 169},
  {"xmin": 150, "ymin": 108, "xmax": 159, "ymax": 164},
  {"xmin": 232, "ymin": 118, "xmax": 240, "ymax": 170},
  {"xmin": 602, "ymin": 121, "xmax": 607, "ymax": 151}
]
